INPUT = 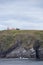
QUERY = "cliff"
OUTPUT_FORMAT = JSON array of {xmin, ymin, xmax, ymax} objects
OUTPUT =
[{"xmin": 0, "ymin": 30, "xmax": 43, "ymax": 58}]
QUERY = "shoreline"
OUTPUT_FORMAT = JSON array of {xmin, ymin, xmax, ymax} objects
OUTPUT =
[{"xmin": 0, "ymin": 57, "xmax": 43, "ymax": 61}]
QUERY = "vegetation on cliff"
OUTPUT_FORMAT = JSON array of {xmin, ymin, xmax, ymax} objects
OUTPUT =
[{"xmin": 0, "ymin": 30, "xmax": 43, "ymax": 53}]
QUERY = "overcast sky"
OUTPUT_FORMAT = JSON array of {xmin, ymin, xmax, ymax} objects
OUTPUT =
[{"xmin": 0, "ymin": 0, "xmax": 43, "ymax": 30}]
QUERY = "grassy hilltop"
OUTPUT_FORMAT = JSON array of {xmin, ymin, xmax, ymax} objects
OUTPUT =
[{"xmin": 0, "ymin": 30, "xmax": 43, "ymax": 52}]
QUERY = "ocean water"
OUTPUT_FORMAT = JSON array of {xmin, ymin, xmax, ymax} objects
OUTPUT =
[{"xmin": 0, "ymin": 58, "xmax": 43, "ymax": 65}]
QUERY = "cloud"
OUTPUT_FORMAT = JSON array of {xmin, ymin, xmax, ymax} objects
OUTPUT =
[
  {"xmin": 0, "ymin": 24, "xmax": 7, "ymax": 30},
  {"xmin": 0, "ymin": 19, "xmax": 43, "ymax": 30},
  {"xmin": 0, "ymin": 0, "xmax": 43, "ymax": 30}
]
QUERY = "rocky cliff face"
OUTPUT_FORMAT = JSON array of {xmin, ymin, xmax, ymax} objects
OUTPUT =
[
  {"xmin": 6, "ymin": 47, "xmax": 43, "ymax": 59},
  {"xmin": 0, "ymin": 30, "xmax": 43, "ymax": 59},
  {"xmin": 5, "ymin": 39, "xmax": 43, "ymax": 59}
]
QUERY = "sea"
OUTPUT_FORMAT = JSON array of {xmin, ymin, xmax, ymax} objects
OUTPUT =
[{"xmin": 0, "ymin": 58, "xmax": 43, "ymax": 65}]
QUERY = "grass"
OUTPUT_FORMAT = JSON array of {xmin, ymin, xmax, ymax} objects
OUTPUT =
[{"xmin": 0, "ymin": 30, "xmax": 43, "ymax": 52}]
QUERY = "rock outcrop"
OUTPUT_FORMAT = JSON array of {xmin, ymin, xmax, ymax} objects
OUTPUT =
[
  {"xmin": 0, "ymin": 30, "xmax": 43, "ymax": 59},
  {"xmin": 5, "ymin": 47, "xmax": 43, "ymax": 59},
  {"xmin": 0, "ymin": 38, "xmax": 43, "ymax": 59}
]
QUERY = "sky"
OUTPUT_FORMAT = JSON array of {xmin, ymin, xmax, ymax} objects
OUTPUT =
[{"xmin": 0, "ymin": 0, "xmax": 43, "ymax": 30}]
